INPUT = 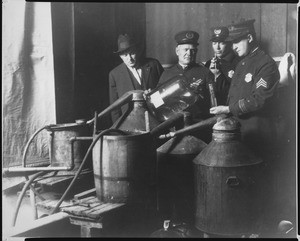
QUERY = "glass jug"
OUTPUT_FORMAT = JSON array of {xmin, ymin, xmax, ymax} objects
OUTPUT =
[{"xmin": 144, "ymin": 74, "xmax": 204, "ymax": 122}]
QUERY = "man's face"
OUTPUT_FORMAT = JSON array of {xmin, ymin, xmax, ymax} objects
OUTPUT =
[
  {"xmin": 212, "ymin": 41, "xmax": 231, "ymax": 58},
  {"xmin": 119, "ymin": 48, "xmax": 139, "ymax": 68},
  {"xmin": 176, "ymin": 44, "xmax": 198, "ymax": 65},
  {"xmin": 232, "ymin": 35, "xmax": 252, "ymax": 57}
]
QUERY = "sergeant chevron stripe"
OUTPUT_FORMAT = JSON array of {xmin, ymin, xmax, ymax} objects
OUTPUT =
[{"xmin": 256, "ymin": 78, "xmax": 267, "ymax": 89}]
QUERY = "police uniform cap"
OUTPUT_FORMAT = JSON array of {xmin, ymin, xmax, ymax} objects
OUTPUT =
[
  {"xmin": 210, "ymin": 26, "xmax": 229, "ymax": 42},
  {"xmin": 175, "ymin": 30, "xmax": 199, "ymax": 46},
  {"xmin": 226, "ymin": 19, "xmax": 256, "ymax": 42}
]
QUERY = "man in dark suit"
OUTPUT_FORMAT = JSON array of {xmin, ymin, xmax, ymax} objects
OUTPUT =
[{"xmin": 109, "ymin": 34, "xmax": 164, "ymax": 123}]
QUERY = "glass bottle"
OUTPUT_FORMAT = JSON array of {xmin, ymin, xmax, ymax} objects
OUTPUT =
[{"xmin": 144, "ymin": 74, "xmax": 204, "ymax": 122}]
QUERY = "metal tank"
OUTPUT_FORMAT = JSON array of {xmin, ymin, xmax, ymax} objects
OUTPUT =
[
  {"xmin": 91, "ymin": 90, "xmax": 161, "ymax": 205},
  {"xmin": 193, "ymin": 117, "xmax": 264, "ymax": 236},
  {"xmin": 112, "ymin": 91, "xmax": 161, "ymax": 132},
  {"xmin": 157, "ymin": 112, "xmax": 207, "ymax": 224},
  {"xmin": 47, "ymin": 122, "xmax": 92, "ymax": 169}
]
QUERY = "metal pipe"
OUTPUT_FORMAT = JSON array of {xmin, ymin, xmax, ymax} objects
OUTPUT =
[
  {"xmin": 145, "ymin": 111, "xmax": 150, "ymax": 132},
  {"xmin": 29, "ymin": 188, "xmax": 38, "ymax": 220},
  {"xmin": 158, "ymin": 114, "xmax": 227, "ymax": 139},
  {"xmin": 150, "ymin": 112, "xmax": 184, "ymax": 137},
  {"xmin": 93, "ymin": 111, "xmax": 98, "ymax": 136},
  {"xmin": 50, "ymin": 128, "xmax": 127, "ymax": 215},
  {"xmin": 22, "ymin": 125, "xmax": 55, "ymax": 167},
  {"xmin": 3, "ymin": 166, "xmax": 74, "ymax": 173},
  {"xmin": 12, "ymin": 171, "xmax": 48, "ymax": 227},
  {"xmin": 86, "ymin": 91, "xmax": 138, "ymax": 125}
]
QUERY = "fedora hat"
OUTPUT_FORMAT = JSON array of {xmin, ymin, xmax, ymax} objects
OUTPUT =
[{"xmin": 114, "ymin": 34, "xmax": 137, "ymax": 54}]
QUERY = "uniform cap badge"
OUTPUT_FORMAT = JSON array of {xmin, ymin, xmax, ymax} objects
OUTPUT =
[
  {"xmin": 245, "ymin": 73, "xmax": 252, "ymax": 83},
  {"xmin": 186, "ymin": 32, "xmax": 194, "ymax": 39},
  {"xmin": 228, "ymin": 70, "xmax": 235, "ymax": 78},
  {"xmin": 214, "ymin": 29, "xmax": 221, "ymax": 35}
]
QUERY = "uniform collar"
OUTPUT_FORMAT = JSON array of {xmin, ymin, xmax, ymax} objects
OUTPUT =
[
  {"xmin": 248, "ymin": 46, "xmax": 260, "ymax": 58},
  {"xmin": 177, "ymin": 62, "xmax": 198, "ymax": 70},
  {"xmin": 221, "ymin": 50, "xmax": 236, "ymax": 62}
]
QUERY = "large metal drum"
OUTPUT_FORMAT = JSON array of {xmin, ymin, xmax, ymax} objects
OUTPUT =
[
  {"xmin": 48, "ymin": 123, "xmax": 92, "ymax": 169},
  {"xmin": 193, "ymin": 117, "xmax": 264, "ymax": 236},
  {"xmin": 92, "ymin": 131, "xmax": 156, "ymax": 205},
  {"xmin": 157, "ymin": 112, "xmax": 207, "ymax": 223}
]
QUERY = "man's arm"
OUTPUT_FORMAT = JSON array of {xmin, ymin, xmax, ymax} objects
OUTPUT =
[{"xmin": 229, "ymin": 61, "xmax": 279, "ymax": 116}]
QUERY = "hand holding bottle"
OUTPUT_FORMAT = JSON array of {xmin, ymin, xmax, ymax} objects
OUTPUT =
[{"xmin": 209, "ymin": 55, "xmax": 221, "ymax": 79}]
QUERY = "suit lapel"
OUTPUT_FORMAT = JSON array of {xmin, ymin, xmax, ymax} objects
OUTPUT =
[
  {"xmin": 142, "ymin": 64, "xmax": 150, "ymax": 89},
  {"xmin": 120, "ymin": 63, "xmax": 135, "ymax": 91}
]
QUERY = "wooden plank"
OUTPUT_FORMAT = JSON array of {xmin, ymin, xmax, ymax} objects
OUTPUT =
[
  {"xmin": 74, "ymin": 188, "xmax": 96, "ymax": 200},
  {"xmin": 79, "ymin": 196, "xmax": 99, "ymax": 203},
  {"xmin": 69, "ymin": 218, "xmax": 103, "ymax": 229},
  {"xmin": 84, "ymin": 203, "xmax": 113, "ymax": 215},
  {"xmin": 62, "ymin": 198, "xmax": 125, "ymax": 220},
  {"xmin": 61, "ymin": 205, "xmax": 91, "ymax": 216},
  {"xmin": 10, "ymin": 212, "xmax": 69, "ymax": 237},
  {"xmin": 86, "ymin": 203, "xmax": 125, "ymax": 219},
  {"xmin": 36, "ymin": 199, "xmax": 72, "ymax": 212}
]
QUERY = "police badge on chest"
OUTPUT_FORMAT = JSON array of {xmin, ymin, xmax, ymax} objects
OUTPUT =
[{"xmin": 244, "ymin": 73, "xmax": 253, "ymax": 83}]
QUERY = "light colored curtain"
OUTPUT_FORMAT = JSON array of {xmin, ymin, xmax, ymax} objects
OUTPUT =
[{"xmin": 2, "ymin": 0, "xmax": 56, "ymax": 167}]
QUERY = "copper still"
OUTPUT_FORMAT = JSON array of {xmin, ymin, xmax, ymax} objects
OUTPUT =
[
  {"xmin": 157, "ymin": 112, "xmax": 207, "ymax": 224},
  {"xmin": 193, "ymin": 117, "xmax": 264, "ymax": 236},
  {"xmin": 112, "ymin": 91, "xmax": 161, "ymax": 132}
]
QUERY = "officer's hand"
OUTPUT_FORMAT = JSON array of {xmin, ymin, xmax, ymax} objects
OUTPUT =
[
  {"xmin": 209, "ymin": 64, "xmax": 221, "ymax": 79},
  {"xmin": 144, "ymin": 88, "xmax": 151, "ymax": 95},
  {"xmin": 210, "ymin": 106, "xmax": 230, "ymax": 115}
]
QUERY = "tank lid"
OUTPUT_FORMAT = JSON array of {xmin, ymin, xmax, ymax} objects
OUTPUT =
[{"xmin": 213, "ymin": 117, "xmax": 240, "ymax": 131}]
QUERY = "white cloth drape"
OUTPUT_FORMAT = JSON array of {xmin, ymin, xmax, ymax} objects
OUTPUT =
[{"xmin": 2, "ymin": 0, "xmax": 56, "ymax": 167}]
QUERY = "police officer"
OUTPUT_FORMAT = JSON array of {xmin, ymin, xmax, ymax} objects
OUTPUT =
[
  {"xmin": 205, "ymin": 26, "xmax": 241, "ymax": 105},
  {"xmin": 158, "ymin": 30, "xmax": 215, "ymax": 127},
  {"xmin": 209, "ymin": 19, "xmax": 281, "ymax": 229},
  {"xmin": 209, "ymin": 19, "xmax": 280, "ymax": 158}
]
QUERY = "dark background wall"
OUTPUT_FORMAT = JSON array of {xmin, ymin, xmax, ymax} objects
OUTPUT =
[
  {"xmin": 51, "ymin": 3, "xmax": 297, "ymax": 125},
  {"xmin": 145, "ymin": 3, "xmax": 297, "ymax": 65},
  {"xmin": 73, "ymin": 3, "xmax": 145, "ymax": 128}
]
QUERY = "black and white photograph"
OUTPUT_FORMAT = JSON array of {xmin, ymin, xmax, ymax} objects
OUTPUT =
[{"xmin": 2, "ymin": 1, "xmax": 298, "ymax": 239}]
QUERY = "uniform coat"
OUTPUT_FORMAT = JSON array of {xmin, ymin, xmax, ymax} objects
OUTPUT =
[
  {"xmin": 109, "ymin": 58, "xmax": 164, "ymax": 123},
  {"xmin": 227, "ymin": 46, "xmax": 280, "ymax": 158}
]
